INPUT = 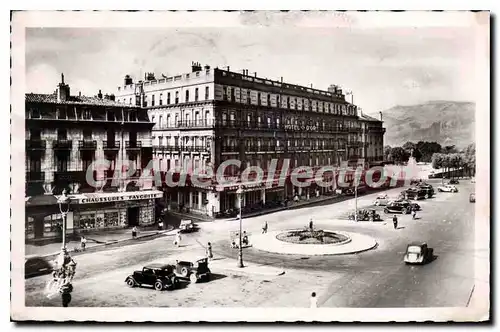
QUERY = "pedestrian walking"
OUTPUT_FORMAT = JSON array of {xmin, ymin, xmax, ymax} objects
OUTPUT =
[
  {"xmin": 262, "ymin": 221, "xmax": 268, "ymax": 234},
  {"xmin": 174, "ymin": 231, "xmax": 182, "ymax": 247},
  {"xmin": 206, "ymin": 242, "xmax": 213, "ymax": 260},
  {"xmin": 309, "ymin": 218, "xmax": 314, "ymax": 231},
  {"xmin": 392, "ymin": 215, "xmax": 398, "ymax": 229},
  {"xmin": 412, "ymin": 209, "xmax": 417, "ymax": 220},
  {"xmin": 131, "ymin": 226, "xmax": 138, "ymax": 239},
  {"xmin": 158, "ymin": 219, "xmax": 164, "ymax": 230},
  {"xmin": 310, "ymin": 292, "xmax": 318, "ymax": 308},
  {"xmin": 80, "ymin": 235, "xmax": 87, "ymax": 251}
]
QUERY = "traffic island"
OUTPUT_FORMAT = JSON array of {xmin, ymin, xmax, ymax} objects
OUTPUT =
[{"xmin": 252, "ymin": 229, "xmax": 377, "ymax": 256}]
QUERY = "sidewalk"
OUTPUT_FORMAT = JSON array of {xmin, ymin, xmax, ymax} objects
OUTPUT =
[{"xmin": 25, "ymin": 226, "xmax": 176, "ymax": 259}]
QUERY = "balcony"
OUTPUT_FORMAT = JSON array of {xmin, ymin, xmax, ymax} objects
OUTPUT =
[
  {"xmin": 221, "ymin": 146, "xmax": 239, "ymax": 153},
  {"xmin": 288, "ymin": 146, "xmax": 312, "ymax": 152},
  {"xmin": 347, "ymin": 141, "xmax": 363, "ymax": 147},
  {"xmin": 53, "ymin": 140, "xmax": 73, "ymax": 150},
  {"xmin": 78, "ymin": 140, "xmax": 97, "ymax": 150},
  {"xmin": 103, "ymin": 140, "xmax": 120, "ymax": 151},
  {"xmin": 54, "ymin": 170, "xmax": 85, "ymax": 183},
  {"xmin": 26, "ymin": 171, "xmax": 45, "ymax": 182},
  {"xmin": 26, "ymin": 140, "xmax": 46, "ymax": 150},
  {"xmin": 175, "ymin": 119, "xmax": 216, "ymax": 129},
  {"xmin": 368, "ymin": 127, "xmax": 386, "ymax": 134},
  {"xmin": 126, "ymin": 141, "xmax": 142, "ymax": 150},
  {"xmin": 348, "ymin": 127, "xmax": 362, "ymax": 133}
]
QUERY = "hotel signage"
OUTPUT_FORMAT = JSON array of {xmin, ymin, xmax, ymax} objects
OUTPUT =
[{"xmin": 284, "ymin": 124, "xmax": 318, "ymax": 131}]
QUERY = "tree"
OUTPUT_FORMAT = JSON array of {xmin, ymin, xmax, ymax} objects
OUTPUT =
[
  {"xmin": 401, "ymin": 141, "xmax": 422, "ymax": 161},
  {"xmin": 431, "ymin": 153, "xmax": 444, "ymax": 170},
  {"xmin": 391, "ymin": 147, "xmax": 410, "ymax": 164},
  {"xmin": 462, "ymin": 143, "xmax": 476, "ymax": 177},
  {"xmin": 442, "ymin": 145, "xmax": 458, "ymax": 154},
  {"xmin": 416, "ymin": 141, "xmax": 442, "ymax": 163},
  {"xmin": 384, "ymin": 145, "xmax": 392, "ymax": 161}
]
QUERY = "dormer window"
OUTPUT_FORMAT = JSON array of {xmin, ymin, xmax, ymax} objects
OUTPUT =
[
  {"xmin": 107, "ymin": 111, "xmax": 115, "ymax": 121},
  {"xmin": 56, "ymin": 107, "xmax": 67, "ymax": 120},
  {"xmin": 82, "ymin": 109, "xmax": 92, "ymax": 120},
  {"xmin": 30, "ymin": 108, "xmax": 40, "ymax": 119},
  {"xmin": 130, "ymin": 111, "xmax": 137, "ymax": 122}
]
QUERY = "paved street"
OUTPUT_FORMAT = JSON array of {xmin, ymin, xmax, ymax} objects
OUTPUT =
[{"xmin": 25, "ymin": 179, "xmax": 476, "ymax": 308}]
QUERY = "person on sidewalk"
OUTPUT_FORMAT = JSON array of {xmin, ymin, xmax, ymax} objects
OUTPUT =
[
  {"xmin": 158, "ymin": 219, "xmax": 164, "ymax": 230},
  {"xmin": 309, "ymin": 218, "xmax": 314, "ymax": 232},
  {"xmin": 132, "ymin": 226, "xmax": 138, "ymax": 239},
  {"xmin": 393, "ymin": 215, "xmax": 398, "ymax": 229},
  {"xmin": 412, "ymin": 209, "xmax": 417, "ymax": 220},
  {"xmin": 310, "ymin": 292, "xmax": 318, "ymax": 308},
  {"xmin": 262, "ymin": 221, "xmax": 268, "ymax": 234},
  {"xmin": 80, "ymin": 235, "xmax": 87, "ymax": 251},
  {"xmin": 206, "ymin": 242, "xmax": 213, "ymax": 260},
  {"xmin": 174, "ymin": 231, "xmax": 182, "ymax": 247}
]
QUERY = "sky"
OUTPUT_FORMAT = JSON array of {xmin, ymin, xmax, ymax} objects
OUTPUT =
[{"xmin": 25, "ymin": 11, "xmax": 478, "ymax": 113}]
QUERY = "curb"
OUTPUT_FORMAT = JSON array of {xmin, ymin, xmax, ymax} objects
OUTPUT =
[{"xmin": 26, "ymin": 229, "xmax": 175, "ymax": 260}]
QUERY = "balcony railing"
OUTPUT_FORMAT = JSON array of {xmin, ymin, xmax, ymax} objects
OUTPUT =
[
  {"xmin": 125, "ymin": 141, "xmax": 142, "ymax": 149},
  {"xmin": 26, "ymin": 140, "xmax": 46, "ymax": 150},
  {"xmin": 347, "ymin": 141, "xmax": 363, "ymax": 147},
  {"xmin": 78, "ymin": 140, "xmax": 97, "ymax": 150},
  {"xmin": 53, "ymin": 140, "xmax": 73, "ymax": 150},
  {"xmin": 26, "ymin": 171, "xmax": 45, "ymax": 182},
  {"xmin": 221, "ymin": 146, "xmax": 239, "ymax": 153},
  {"xmin": 54, "ymin": 170, "xmax": 85, "ymax": 182},
  {"xmin": 103, "ymin": 141, "xmax": 120, "ymax": 150},
  {"xmin": 348, "ymin": 127, "xmax": 362, "ymax": 132}
]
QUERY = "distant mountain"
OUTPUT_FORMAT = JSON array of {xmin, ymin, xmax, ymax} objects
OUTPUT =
[{"xmin": 373, "ymin": 101, "xmax": 475, "ymax": 149}]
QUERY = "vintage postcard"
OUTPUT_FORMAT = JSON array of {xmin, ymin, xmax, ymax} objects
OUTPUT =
[{"xmin": 11, "ymin": 10, "xmax": 490, "ymax": 322}]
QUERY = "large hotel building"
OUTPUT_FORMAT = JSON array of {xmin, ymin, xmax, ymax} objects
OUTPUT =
[
  {"xmin": 115, "ymin": 63, "xmax": 386, "ymax": 217},
  {"xmin": 25, "ymin": 75, "xmax": 162, "ymax": 242}
]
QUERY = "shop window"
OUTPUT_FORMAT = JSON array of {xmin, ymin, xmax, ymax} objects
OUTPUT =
[
  {"xmin": 80, "ymin": 213, "xmax": 96, "ymax": 229},
  {"xmin": 26, "ymin": 217, "xmax": 34, "ymax": 239},
  {"xmin": 43, "ymin": 214, "xmax": 63, "ymax": 235}
]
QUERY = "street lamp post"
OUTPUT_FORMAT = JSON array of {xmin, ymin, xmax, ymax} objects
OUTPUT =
[
  {"xmin": 236, "ymin": 186, "xmax": 244, "ymax": 268},
  {"xmin": 354, "ymin": 180, "xmax": 358, "ymax": 223},
  {"xmin": 57, "ymin": 189, "xmax": 71, "ymax": 248}
]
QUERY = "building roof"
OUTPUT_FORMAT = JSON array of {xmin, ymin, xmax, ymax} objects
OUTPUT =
[
  {"xmin": 359, "ymin": 113, "xmax": 382, "ymax": 122},
  {"xmin": 26, "ymin": 93, "xmax": 139, "ymax": 108}
]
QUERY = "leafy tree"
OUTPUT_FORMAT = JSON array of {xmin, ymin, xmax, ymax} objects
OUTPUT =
[
  {"xmin": 416, "ymin": 141, "xmax": 442, "ymax": 162},
  {"xmin": 442, "ymin": 145, "xmax": 458, "ymax": 154},
  {"xmin": 390, "ymin": 147, "xmax": 410, "ymax": 164},
  {"xmin": 384, "ymin": 145, "xmax": 392, "ymax": 161},
  {"xmin": 401, "ymin": 141, "xmax": 422, "ymax": 161}
]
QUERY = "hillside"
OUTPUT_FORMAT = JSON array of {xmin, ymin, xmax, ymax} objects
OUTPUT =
[{"xmin": 373, "ymin": 101, "xmax": 475, "ymax": 149}]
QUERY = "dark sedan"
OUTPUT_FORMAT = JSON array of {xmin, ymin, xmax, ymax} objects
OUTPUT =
[{"xmin": 25, "ymin": 256, "xmax": 53, "ymax": 278}]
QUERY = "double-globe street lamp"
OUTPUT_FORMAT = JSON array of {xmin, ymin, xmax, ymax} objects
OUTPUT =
[
  {"xmin": 57, "ymin": 189, "xmax": 71, "ymax": 248},
  {"xmin": 236, "ymin": 186, "xmax": 244, "ymax": 268}
]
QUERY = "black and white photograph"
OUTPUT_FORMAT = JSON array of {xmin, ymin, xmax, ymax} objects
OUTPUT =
[{"xmin": 10, "ymin": 10, "xmax": 490, "ymax": 322}]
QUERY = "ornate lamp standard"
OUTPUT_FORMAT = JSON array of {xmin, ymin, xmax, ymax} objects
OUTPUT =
[
  {"xmin": 236, "ymin": 186, "xmax": 244, "ymax": 268},
  {"xmin": 57, "ymin": 189, "xmax": 71, "ymax": 248}
]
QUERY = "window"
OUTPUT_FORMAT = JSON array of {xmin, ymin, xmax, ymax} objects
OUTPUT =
[
  {"xmin": 247, "ymin": 114, "xmax": 251, "ymax": 126},
  {"xmin": 230, "ymin": 87, "xmax": 235, "ymax": 101},
  {"xmin": 57, "ymin": 129, "xmax": 67, "ymax": 140},
  {"xmin": 247, "ymin": 90, "xmax": 251, "ymax": 104},
  {"xmin": 56, "ymin": 156, "xmax": 68, "ymax": 172},
  {"xmin": 185, "ymin": 90, "xmax": 190, "ymax": 102},
  {"xmin": 257, "ymin": 93, "xmax": 261, "ymax": 106},
  {"xmin": 129, "ymin": 98, "xmax": 132, "ymax": 105},
  {"xmin": 159, "ymin": 93, "xmax": 163, "ymax": 105},
  {"xmin": 175, "ymin": 91, "xmax": 179, "ymax": 104},
  {"xmin": 267, "ymin": 94, "xmax": 271, "ymax": 106},
  {"xmin": 83, "ymin": 129, "xmax": 92, "ymax": 140},
  {"xmin": 30, "ymin": 108, "xmax": 40, "ymax": 119},
  {"xmin": 158, "ymin": 115, "xmax": 163, "ymax": 128},
  {"xmin": 56, "ymin": 107, "xmax": 67, "ymax": 120},
  {"xmin": 277, "ymin": 96, "xmax": 280, "ymax": 107},
  {"xmin": 223, "ymin": 87, "xmax": 228, "ymax": 101},
  {"xmin": 295, "ymin": 98, "xmax": 298, "ymax": 110},
  {"xmin": 82, "ymin": 109, "xmax": 92, "ymax": 120},
  {"xmin": 205, "ymin": 86, "xmax": 209, "ymax": 100},
  {"xmin": 43, "ymin": 214, "xmax": 64, "ymax": 235},
  {"xmin": 195, "ymin": 88, "xmax": 199, "ymax": 101},
  {"xmin": 167, "ymin": 93, "xmax": 171, "ymax": 104},
  {"xmin": 30, "ymin": 129, "xmax": 41, "ymax": 141},
  {"xmin": 276, "ymin": 118, "xmax": 280, "ymax": 128},
  {"xmin": 267, "ymin": 117, "xmax": 271, "ymax": 128},
  {"xmin": 222, "ymin": 113, "xmax": 227, "ymax": 126},
  {"xmin": 287, "ymin": 97, "xmax": 290, "ymax": 108},
  {"xmin": 130, "ymin": 111, "xmax": 137, "ymax": 121},
  {"xmin": 151, "ymin": 94, "xmax": 155, "ymax": 107},
  {"xmin": 174, "ymin": 115, "xmax": 179, "ymax": 127}
]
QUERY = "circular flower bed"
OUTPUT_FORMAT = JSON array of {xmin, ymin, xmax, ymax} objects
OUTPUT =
[{"xmin": 276, "ymin": 229, "xmax": 351, "ymax": 245}]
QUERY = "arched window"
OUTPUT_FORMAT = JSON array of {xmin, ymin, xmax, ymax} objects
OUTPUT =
[
  {"xmin": 195, "ymin": 88, "xmax": 199, "ymax": 101},
  {"xmin": 159, "ymin": 93, "xmax": 163, "ymax": 105},
  {"xmin": 185, "ymin": 90, "xmax": 190, "ymax": 102}
]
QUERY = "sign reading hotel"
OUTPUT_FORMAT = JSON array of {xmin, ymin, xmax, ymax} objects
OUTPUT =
[
  {"xmin": 78, "ymin": 192, "xmax": 163, "ymax": 204},
  {"xmin": 284, "ymin": 124, "xmax": 318, "ymax": 131}
]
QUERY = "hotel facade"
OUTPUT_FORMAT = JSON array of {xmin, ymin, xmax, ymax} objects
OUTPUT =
[
  {"xmin": 25, "ymin": 75, "xmax": 162, "ymax": 242},
  {"xmin": 115, "ymin": 63, "xmax": 385, "ymax": 217}
]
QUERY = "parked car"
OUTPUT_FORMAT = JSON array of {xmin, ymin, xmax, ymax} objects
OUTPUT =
[
  {"xmin": 410, "ymin": 178, "xmax": 422, "ymax": 185},
  {"xmin": 384, "ymin": 201, "xmax": 412, "ymax": 214},
  {"xmin": 179, "ymin": 219, "xmax": 198, "ymax": 233},
  {"xmin": 25, "ymin": 256, "xmax": 53, "ymax": 278},
  {"xmin": 469, "ymin": 193, "xmax": 476, "ymax": 203},
  {"xmin": 416, "ymin": 183, "xmax": 435, "ymax": 198},
  {"xmin": 395, "ymin": 200, "xmax": 421, "ymax": 211},
  {"xmin": 437, "ymin": 185, "xmax": 458, "ymax": 193},
  {"xmin": 404, "ymin": 242, "xmax": 434, "ymax": 265},
  {"xmin": 174, "ymin": 258, "xmax": 211, "ymax": 283},
  {"xmin": 402, "ymin": 187, "xmax": 427, "ymax": 200},
  {"xmin": 125, "ymin": 264, "xmax": 178, "ymax": 291},
  {"xmin": 373, "ymin": 194, "xmax": 391, "ymax": 206},
  {"xmin": 448, "ymin": 179, "xmax": 460, "ymax": 185}
]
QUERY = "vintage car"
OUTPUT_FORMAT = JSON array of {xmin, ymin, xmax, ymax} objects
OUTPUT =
[
  {"xmin": 373, "ymin": 194, "xmax": 391, "ymax": 206},
  {"xmin": 410, "ymin": 178, "xmax": 422, "ymax": 185},
  {"xmin": 25, "ymin": 256, "xmax": 53, "ymax": 279},
  {"xmin": 174, "ymin": 258, "xmax": 211, "ymax": 283},
  {"xmin": 179, "ymin": 219, "xmax": 198, "ymax": 233},
  {"xmin": 469, "ymin": 193, "xmax": 476, "ymax": 203},
  {"xmin": 384, "ymin": 201, "xmax": 412, "ymax": 214},
  {"xmin": 401, "ymin": 187, "xmax": 427, "ymax": 200},
  {"xmin": 416, "ymin": 183, "xmax": 435, "ymax": 198},
  {"xmin": 404, "ymin": 242, "xmax": 434, "ymax": 265},
  {"xmin": 125, "ymin": 264, "xmax": 178, "ymax": 291},
  {"xmin": 437, "ymin": 184, "xmax": 459, "ymax": 193},
  {"xmin": 448, "ymin": 179, "xmax": 460, "ymax": 185}
]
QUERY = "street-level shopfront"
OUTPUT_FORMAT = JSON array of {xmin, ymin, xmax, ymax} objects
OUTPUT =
[{"xmin": 25, "ymin": 190, "xmax": 163, "ymax": 242}]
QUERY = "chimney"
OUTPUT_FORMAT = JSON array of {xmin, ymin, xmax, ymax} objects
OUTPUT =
[
  {"xmin": 192, "ymin": 62, "xmax": 202, "ymax": 72},
  {"xmin": 109, "ymin": 94, "xmax": 115, "ymax": 101},
  {"xmin": 204, "ymin": 64, "xmax": 210, "ymax": 70},
  {"xmin": 280, "ymin": 77, "xmax": 283, "ymax": 83},
  {"xmin": 79, "ymin": 91, "xmax": 81, "ymax": 97},
  {"xmin": 226, "ymin": 66, "xmax": 230, "ymax": 71},
  {"xmin": 56, "ymin": 73, "xmax": 70, "ymax": 102},
  {"xmin": 379, "ymin": 111, "xmax": 383, "ymax": 122},
  {"xmin": 124, "ymin": 75, "xmax": 133, "ymax": 86},
  {"xmin": 98, "ymin": 90, "xmax": 103, "ymax": 99},
  {"xmin": 254, "ymin": 72, "xmax": 257, "ymax": 77}
]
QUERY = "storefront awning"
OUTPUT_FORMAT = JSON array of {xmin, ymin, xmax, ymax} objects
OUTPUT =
[
  {"xmin": 70, "ymin": 190, "xmax": 164, "ymax": 205},
  {"xmin": 25, "ymin": 195, "xmax": 59, "ymax": 207}
]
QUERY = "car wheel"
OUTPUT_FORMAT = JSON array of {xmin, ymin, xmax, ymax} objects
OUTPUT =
[
  {"xmin": 403, "ymin": 208, "xmax": 408, "ymax": 215},
  {"xmin": 154, "ymin": 281, "xmax": 164, "ymax": 291},
  {"xmin": 375, "ymin": 201, "xmax": 379, "ymax": 206},
  {"xmin": 438, "ymin": 189, "xmax": 442, "ymax": 192},
  {"xmin": 181, "ymin": 267, "xmax": 189, "ymax": 277},
  {"xmin": 189, "ymin": 273, "xmax": 198, "ymax": 284},
  {"xmin": 384, "ymin": 208, "xmax": 389, "ymax": 214},
  {"xmin": 170, "ymin": 277, "xmax": 177, "ymax": 289},
  {"xmin": 424, "ymin": 194, "xmax": 429, "ymax": 199},
  {"xmin": 126, "ymin": 278, "xmax": 135, "ymax": 288}
]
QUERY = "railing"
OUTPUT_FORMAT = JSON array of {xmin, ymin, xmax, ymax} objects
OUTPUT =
[
  {"xmin": 125, "ymin": 141, "xmax": 142, "ymax": 149},
  {"xmin": 154, "ymin": 145, "xmax": 208, "ymax": 153},
  {"xmin": 221, "ymin": 146, "xmax": 239, "ymax": 153},
  {"xmin": 103, "ymin": 141, "xmax": 120, "ymax": 150},
  {"xmin": 26, "ymin": 171, "xmax": 45, "ymax": 182},
  {"xmin": 53, "ymin": 140, "xmax": 73, "ymax": 149},
  {"xmin": 347, "ymin": 141, "xmax": 363, "ymax": 147},
  {"xmin": 78, "ymin": 140, "xmax": 97, "ymax": 149},
  {"xmin": 348, "ymin": 127, "xmax": 362, "ymax": 132},
  {"xmin": 26, "ymin": 140, "xmax": 46, "ymax": 150}
]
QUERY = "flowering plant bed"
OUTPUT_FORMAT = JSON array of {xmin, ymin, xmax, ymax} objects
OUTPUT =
[{"xmin": 275, "ymin": 228, "xmax": 350, "ymax": 245}]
